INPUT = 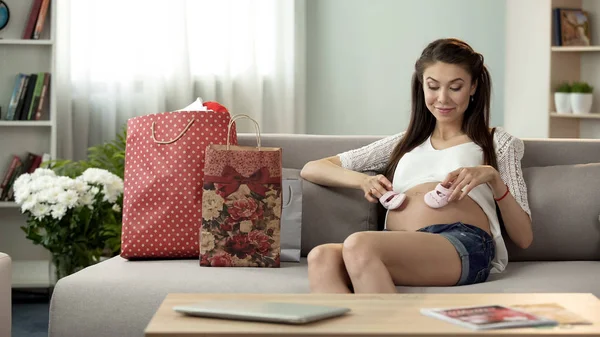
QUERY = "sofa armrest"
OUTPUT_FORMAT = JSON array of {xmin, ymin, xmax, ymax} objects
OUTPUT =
[{"xmin": 0, "ymin": 253, "xmax": 11, "ymax": 337}]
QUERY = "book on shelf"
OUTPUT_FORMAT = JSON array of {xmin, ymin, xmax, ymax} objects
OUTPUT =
[
  {"xmin": 22, "ymin": 0, "xmax": 51, "ymax": 40},
  {"xmin": 4, "ymin": 72, "xmax": 51, "ymax": 121},
  {"xmin": 6, "ymin": 74, "xmax": 27, "ymax": 121},
  {"xmin": 20, "ymin": 73, "xmax": 38, "ymax": 120},
  {"xmin": 0, "ymin": 152, "xmax": 47, "ymax": 201},
  {"xmin": 0, "ymin": 155, "xmax": 21, "ymax": 200}
]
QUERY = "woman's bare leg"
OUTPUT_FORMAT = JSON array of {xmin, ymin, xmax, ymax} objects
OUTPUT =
[
  {"xmin": 342, "ymin": 231, "xmax": 462, "ymax": 293},
  {"xmin": 307, "ymin": 243, "xmax": 352, "ymax": 293}
]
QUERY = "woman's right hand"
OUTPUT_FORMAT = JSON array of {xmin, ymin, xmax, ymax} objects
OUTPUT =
[{"xmin": 361, "ymin": 174, "xmax": 393, "ymax": 203}]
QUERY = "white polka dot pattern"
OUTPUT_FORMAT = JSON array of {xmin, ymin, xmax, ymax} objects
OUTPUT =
[{"xmin": 120, "ymin": 110, "xmax": 237, "ymax": 259}]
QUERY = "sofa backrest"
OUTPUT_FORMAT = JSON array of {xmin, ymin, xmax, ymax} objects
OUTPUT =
[
  {"xmin": 521, "ymin": 138, "xmax": 600, "ymax": 168},
  {"xmin": 509, "ymin": 139, "xmax": 600, "ymax": 262},
  {"xmin": 238, "ymin": 134, "xmax": 600, "ymax": 261}
]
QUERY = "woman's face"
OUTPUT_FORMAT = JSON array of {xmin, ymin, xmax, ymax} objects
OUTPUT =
[{"xmin": 422, "ymin": 61, "xmax": 477, "ymax": 124}]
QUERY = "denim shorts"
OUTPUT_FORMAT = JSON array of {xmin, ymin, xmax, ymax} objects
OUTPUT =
[{"xmin": 417, "ymin": 222, "xmax": 495, "ymax": 286}]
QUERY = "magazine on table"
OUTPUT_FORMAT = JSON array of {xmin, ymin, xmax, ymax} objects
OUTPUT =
[
  {"xmin": 420, "ymin": 304, "xmax": 559, "ymax": 330},
  {"xmin": 511, "ymin": 303, "xmax": 592, "ymax": 326}
]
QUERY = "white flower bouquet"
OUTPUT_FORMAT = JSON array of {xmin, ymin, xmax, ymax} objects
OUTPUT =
[{"xmin": 14, "ymin": 167, "xmax": 124, "ymax": 280}]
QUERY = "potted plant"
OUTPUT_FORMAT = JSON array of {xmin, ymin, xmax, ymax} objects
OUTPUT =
[
  {"xmin": 570, "ymin": 81, "xmax": 594, "ymax": 114},
  {"xmin": 13, "ymin": 167, "xmax": 124, "ymax": 282},
  {"xmin": 49, "ymin": 126, "xmax": 126, "ymax": 180},
  {"xmin": 554, "ymin": 82, "xmax": 572, "ymax": 114},
  {"xmin": 13, "ymin": 127, "xmax": 126, "ymax": 282}
]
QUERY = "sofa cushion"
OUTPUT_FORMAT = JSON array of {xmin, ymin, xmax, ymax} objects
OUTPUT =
[
  {"xmin": 397, "ymin": 261, "xmax": 600, "ymax": 295},
  {"xmin": 49, "ymin": 257, "xmax": 600, "ymax": 337},
  {"xmin": 49, "ymin": 257, "xmax": 310, "ymax": 337},
  {"xmin": 505, "ymin": 163, "xmax": 600, "ymax": 262}
]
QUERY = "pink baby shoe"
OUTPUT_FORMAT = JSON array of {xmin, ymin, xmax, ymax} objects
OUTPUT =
[
  {"xmin": 379, "ymin": 191, "xmax": 407, "ymax": 210},
  {"xmin": 424, "ymin": 183, "xmax": 453, "ymax": 208}
]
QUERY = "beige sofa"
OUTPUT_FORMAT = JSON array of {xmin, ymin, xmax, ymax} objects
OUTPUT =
[
  {"xmin": 49, "ymin": 134, "xmax": 600, "ymax": 337},
  {"xmin": 0, "ymin": 253, "xmax": 11, "ymax": 337}
]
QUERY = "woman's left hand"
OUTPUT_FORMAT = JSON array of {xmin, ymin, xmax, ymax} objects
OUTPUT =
[{"xmin": 441, "ymin": 165, "xmax": 499, "ymax": 202}]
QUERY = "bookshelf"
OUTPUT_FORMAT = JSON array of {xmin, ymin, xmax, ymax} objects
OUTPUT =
[
  {"xmin": 550, "ymin": 112, "xmax": 600, "ymax": 119},
  {"xmin": 504, "ymin": 0, "xmax": 600, "ymax": 139},
  {"xmin": 0, "ymin": 201, "xmax": 18, "ymax": 208},
  {"xmin": 549, "ymin": 0, "xmax": 600, "ymax": 138},
  {"xmin": 0, "ymin": 120, "xmax": 52, "ymax": 126},
  {"xmin": 551, "ymin": 46, "xmax": 600, "ymax": 52},
  {"xmin": 0, "ymin": 0, "xmax": 56, "ymax": 289},
  {"xmin": 0, "ymin": 39, "xmax": 52, "ymax": 45}
]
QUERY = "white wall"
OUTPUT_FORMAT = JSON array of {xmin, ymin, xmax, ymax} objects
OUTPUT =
[
  {"xmin": 504, "ymin": 0, "xmax": 551, "ymax": 139},
  {"xmin": 306, "ymin": 0, "xmax": 507, "ymax": 136}
]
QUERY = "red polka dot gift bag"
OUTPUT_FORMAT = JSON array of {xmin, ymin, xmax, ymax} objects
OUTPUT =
[
  {"xmin": 120, "ymin": 101, "xmax": 237, "ymax": 259},
  {"xmin": 200, "ymin": 114, "xmax": 282, "ymax": 268}
]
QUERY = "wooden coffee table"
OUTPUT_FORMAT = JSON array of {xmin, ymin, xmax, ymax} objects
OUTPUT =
[{"xmin": 145, "ymin": 293, "xmax": 600, "ymax": 336}]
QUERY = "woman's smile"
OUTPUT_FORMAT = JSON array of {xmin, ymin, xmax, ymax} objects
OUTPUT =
[{"xmin": 436, "ymin": 107, "xmax": 455, "ymax": 114}]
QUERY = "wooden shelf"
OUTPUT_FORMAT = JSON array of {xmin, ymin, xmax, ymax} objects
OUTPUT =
[
  {"xmin": 0, "ymin": 121, "xmax": 52, "ymax": 127},
  {"xmin": 0, "ymin": 39, "xmax": 53, "ymax": 45},
  {"xmin": 550, "ymin": 112, "xmax": 600, "ymax": 119},
  {"xmin": 0, "ymin": 201, "xmax": 19, "ymax": 208},
  {"xmin": 551, "ymin": 46, "xmax": 600, "ymax": 52},
  {"xmin": 12, "ymin": 260, "xmax": 52, "ymax": 288}
]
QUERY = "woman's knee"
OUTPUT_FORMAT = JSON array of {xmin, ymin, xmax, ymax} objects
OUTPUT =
[
  {"xmin": 342, "ymin": 232, "xmax": 378, "ymax": 273},
  {"xmin": 307, "ymin": 244, "xmax": 342, "ymax": 269}
]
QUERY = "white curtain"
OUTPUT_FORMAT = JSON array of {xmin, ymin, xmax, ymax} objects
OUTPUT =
[{"xmin": 56, "ymin": 0, "xmax": 305, "ymax": 160}]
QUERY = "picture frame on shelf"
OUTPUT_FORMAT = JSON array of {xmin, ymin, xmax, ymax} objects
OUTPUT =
[{"xmin": 559, "ymin": 8, "xmax": 591, "ymax": 46}]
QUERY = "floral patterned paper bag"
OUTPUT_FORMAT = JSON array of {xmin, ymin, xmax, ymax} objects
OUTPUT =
[{"xmin": 200, "ymin": 114, "xmax": 282, "ymax": 267}]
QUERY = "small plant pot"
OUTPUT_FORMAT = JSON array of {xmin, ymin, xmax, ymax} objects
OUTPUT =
[
  {"xmin": 554, "ymin": 92, "xmax": 572, "ymax": 114},
  {"xmin": 570, "ymin": 93, "xmax": 593, "ymax": 114}
]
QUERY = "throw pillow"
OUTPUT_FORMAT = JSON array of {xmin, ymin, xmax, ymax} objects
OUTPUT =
[
  {"xmin": 300, "ymin": 171, "xmax": 379, "ymax": 256},
  {"xmin": 507, "ymin": 163, "xmax": 600, "ymax": 262}
]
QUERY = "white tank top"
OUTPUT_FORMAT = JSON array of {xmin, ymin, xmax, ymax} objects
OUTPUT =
[{"xmin": 386, "ymin": 135, "xmax": 508, "ymax": 274}]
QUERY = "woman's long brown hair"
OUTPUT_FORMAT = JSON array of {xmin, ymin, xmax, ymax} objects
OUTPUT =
[{"xmin": 378, "ymin": 38, "xmax": 498, "ymax": 229}]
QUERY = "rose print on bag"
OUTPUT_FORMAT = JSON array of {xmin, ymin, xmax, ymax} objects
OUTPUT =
[
  {"xmin": 200, "ymin": 179, "xmax": 282, "ymax": 267},
  {"xmin": 265, "ymin": 192, "xmax": 282, "ymax": 219},
  {"xmin": 209, "ymin": 252, "xmax": 234, "ymax": 267},
  {"xmin": 228, "ymin": 197, "xmax": 264, "ymax": 221},
  {"xmin": 202, "ymin": 190, "xmax": 225, "ymax": 221}
]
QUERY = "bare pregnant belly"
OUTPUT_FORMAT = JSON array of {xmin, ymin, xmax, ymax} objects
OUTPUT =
[{"xmin": 385, "ymin": 182, "xmax": 491, "ymax": 235}]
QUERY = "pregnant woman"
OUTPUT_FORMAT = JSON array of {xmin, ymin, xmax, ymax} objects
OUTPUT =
[{"xmin": 300, "ymin": 38, "xmax": 532, "ymax": 293}]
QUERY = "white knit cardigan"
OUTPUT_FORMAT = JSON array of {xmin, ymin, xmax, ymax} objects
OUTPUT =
[{"xmin": 337, "ymin": 127, "xmax": 531, "ymax": 218}]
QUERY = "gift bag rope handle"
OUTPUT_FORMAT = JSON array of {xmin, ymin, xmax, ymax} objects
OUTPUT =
[
  {"xmin": 151, "ymin": 118, "xmax": 195, "ymax": 144},
  {"xmin": 227, "ymin": 114, "xmax": 261, "ymax": 150}
]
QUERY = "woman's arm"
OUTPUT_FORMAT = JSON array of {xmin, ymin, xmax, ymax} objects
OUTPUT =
[
  {"xmin": 493, "ymin": 135, "xmax": 533, "ymax": 249},
  {"xmin": 300, "ymin": 132, "xmax": 405, "ymax": 202},
  {"xmin": 301, "ymin": 156, "xmax": 393, "ymax": 203},
  {"xmin": 488, "ymin": 175, "xmax": 533, "ymax": 249},
  {"xmin": 443, "ymin": 134, "xmax": 533, "ymax": 249},
  {"xmin": 300, "ymin": 156, "xmax": 367, "ymax": 189}
]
